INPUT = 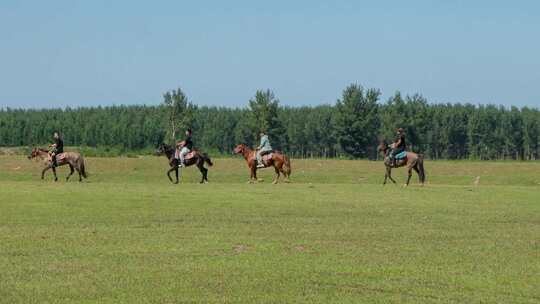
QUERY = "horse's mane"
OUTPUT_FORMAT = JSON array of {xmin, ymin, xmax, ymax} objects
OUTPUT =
[
  {"xmin": 378, "ymin": 141, "xmax": 389, "ymax": 153},
  {"xmin": 160, "ymin": 143, "xmax": 175, "ymax": 152},
  {"xmin": 38, "ymin": 148, "xmax": 49, "ymax": 153}
]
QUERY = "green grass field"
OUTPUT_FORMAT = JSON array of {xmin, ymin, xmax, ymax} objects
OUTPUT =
[{"xmin": 1, "ymin": 156, "xmax": 539, "ymax": 303}]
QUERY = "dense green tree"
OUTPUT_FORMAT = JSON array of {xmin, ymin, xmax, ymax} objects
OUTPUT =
[
  {"xmin": 1, "ymin": 85, "xmax": 539, "ymax": 160},
  {"xmin": 248, "ymin": 90, "xmax": 284, "ymax": 150},
  {"xmin": 162, "ymin": 88, "xmax": 194, "ymax": 142},
  {"xmin": 334, "ymin": 84, "xmax": 380, "ymax": 158}
]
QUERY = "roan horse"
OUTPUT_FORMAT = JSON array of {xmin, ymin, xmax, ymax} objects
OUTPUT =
[
  {"xmin": 378, "ymin": 142, "xmax": 425, "ymax": 186},
  {"xmin": 28, "ymin": 148, "xmax": 88, "ymax": 182},
  {"xmin": 233, "ymin": 144, "xmax": 291, "ymax": 184},
  {"xmin": 155, "ymin": 143, "xmax": 213, "ymax": 184}
]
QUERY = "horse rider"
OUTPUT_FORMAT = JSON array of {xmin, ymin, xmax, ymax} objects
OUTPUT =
[
  {"xmin": 48, "ymin": 131, "xmax": 64, "ymax": 168},
  {"xmin": 389, "ymin": 127, "xmax": 406, "ymax": 167},
  {"xmin": 177, "ymin": 128, "xmax": 193, "ymax": 167},
  {"xmin": 256, "ymin": 131, "xmax": 273, "ymax": 168}
]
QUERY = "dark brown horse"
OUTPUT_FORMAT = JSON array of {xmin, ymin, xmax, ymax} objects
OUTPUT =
[
  {"xmin": 233, "ymin": 144, "xmax": 291, "ymax": 184},
  {"xmin": 156, "ymin": 143, "xmax": 213, "ymax": 184},
  {"xmin": 378, "ymin": 142, "xmax": 425, "ymax": 186},
  {"xmin": 28, "ymin": 148, "xmax": 88, "ymax": 182}
]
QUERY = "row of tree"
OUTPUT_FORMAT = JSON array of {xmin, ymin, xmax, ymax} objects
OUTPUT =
[{"xmin": 1, "ymin": 84, "xmax": 539, "ymax": 160}]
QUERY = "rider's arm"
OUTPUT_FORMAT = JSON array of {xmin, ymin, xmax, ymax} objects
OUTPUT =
[{"xmin": 260, "ymin": 136, "xmax": 268, "ymax": 149}]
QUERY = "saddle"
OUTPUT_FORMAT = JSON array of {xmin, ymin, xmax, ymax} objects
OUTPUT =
[
  {"xmin": 185, "ymin": 151, "xmax": 196, "ymax": 159},
  {"xmin": 48, "ymin": 152, "xmax": 67, "ymax": 163},
  {"xmin": 174, "ymin": 148, "xmax": 196, "ymax": 160},
  {"xmin": 262, "ymin": 153, "xmax": 273, "ymax": 162},
  {"xmin": 395, "ymin": 151, "xmax": 407, "ymax": 159}
]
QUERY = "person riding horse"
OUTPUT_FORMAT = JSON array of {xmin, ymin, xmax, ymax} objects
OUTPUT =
[
  {"xmin": 48, "ymin": 132, "xmax": 64, "ymax": 168},
  {"xmin": 256, "ymin": 131, "xmax": 273, "ymax": 168},
  {"xmin": 176, "ymin": 128, "xmax": 193, "ymax": 167},
  {"xmin": 389, "ymin": 128, "xmax": 406, "ymax": 167}
]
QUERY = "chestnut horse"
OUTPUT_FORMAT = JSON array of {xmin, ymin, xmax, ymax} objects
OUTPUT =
[
  {"xmin": 233, "ymin": 144, "xmax": 291, "ymax": 183},
  {"xmin": 155, "ymin": 143, "xmax": 213, "ymax": 184},
  {"xmin": 378, "ymin": 142, "xmax": 425, "ymax": 186},
  {"xmin": 28, "ymin": 148, "xmax": 88, "ymax": 182}
]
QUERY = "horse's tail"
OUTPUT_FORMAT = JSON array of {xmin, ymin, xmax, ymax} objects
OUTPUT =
[
  {"xmin": 417, "ymin": 155, "xmax": 425, "ymax": 184},
  {"xmin": 282, "ymin": 155, "xmax": 291, "ymax": 176},
  {"xmin": 80, "ymin": 157, "xmax": 88, "ymax": 178},
  {"xmin": 203, "ymin": 153, "xmax": 213, "ymax": 167}
]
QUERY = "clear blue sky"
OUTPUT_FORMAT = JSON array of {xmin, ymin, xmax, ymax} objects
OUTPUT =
[{"xmin": 1, "ymin": 0, "xmax": 539, "ymax": 108}]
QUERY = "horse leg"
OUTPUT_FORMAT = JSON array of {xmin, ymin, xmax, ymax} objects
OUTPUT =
[
  {"xmin": 250, "ymin": 167, "xmax": 257, "ymax": 183},
  {"xmin": 41, "ymin": 165, "xmax": 51, "ymax": 180},
  {"xmin": 387, "ymin": 167, "xmax": 397, "ymax": 184},
  {"xmin": 412, "ymin": 166, "xmax": 421, "ymax": 184},
  {"xmin": 405, "ymin": 167, "xmax": 413, "ymax": 187},
  {"xmin": 277, "ymin": 160, "xmax": 289, "ymax": 183},
  {"xmin": 202, "ymin": 167, "xmax": 208, "ymax": 183},
  {"xmin": 197, "ymin": 161, "xmax": 206, "ymax": 184},
  {"xmin": 75, "ymin": 167, "xmax": 82, "ymax": 182},
  {"xmin": 52, "ymin": 166, "xmax": 58, "ymax": 182},
  {"xmin": 66, "ymin": 164, "xmax": 74, "ymax": 181},
  {"xmin": 166, "ymin": 167, "xmax": 176, "ymax": 183},
  {"xmin": 279, "ymin": 166, "xmax": 289, "ymax": 183},
  {"xmin": 383, "ymin": 166, "xmax": 389, "ymax": 185},
  {"xmin": 256, "ymin": 168, "xmax": 264, "ymax": 182},
  {"xmin": 175, "ymin": 167, "xmax": 180, "ymax": 184},
  {"xmin": 273, "ymin": 166, "xmax": 280, "ymax": 184}
]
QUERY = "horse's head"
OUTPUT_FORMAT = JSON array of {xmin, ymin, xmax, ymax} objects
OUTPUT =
[
  {"xmin": 233, "ymin": 144, "xmax": 247, "ymax": 154},
  {"xmin": 377, "ymin": 141, "xmax": 389, "ymax": 155},
  {"xmin": 27, "ymin": 148, "xmax": 41, "ymax": 160},
  {"xmin": 27, "ymin": 148, "xmax": 36, "ymax": 160},
  {"xmin": 155, "ymin": 143, "xmax": 165, "ymax": 155}
]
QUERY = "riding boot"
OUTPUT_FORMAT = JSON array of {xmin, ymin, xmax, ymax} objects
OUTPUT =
[{"xmin": 178, "ymin": 160, "xmax": 183, "ymax": 168}]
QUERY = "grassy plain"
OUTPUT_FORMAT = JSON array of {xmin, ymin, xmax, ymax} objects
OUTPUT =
[{"xmin": 1, "ymin": 156, "xmax": 539, "ymax": 303}]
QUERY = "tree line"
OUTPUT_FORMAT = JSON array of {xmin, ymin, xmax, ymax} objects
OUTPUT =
[{"xmin": 1, "ymin": 84, "xmax": 539, "ymax": 160}]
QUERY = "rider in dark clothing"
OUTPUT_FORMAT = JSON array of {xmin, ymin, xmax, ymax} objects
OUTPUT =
[
  {"xmin": 184, "ymin": 133, "xmax": 193, "ymax": 150},
  {"xmin": 178, "ymin": 129, "xmax": 193, "ymax": 167},
  {"xmin": 49, "ymin": 132, "xmax": 64, "ymax": 168},
  {"xmin": 389, "ymin": 128, "xmax": 406, "ymax": 166}
]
